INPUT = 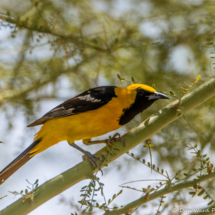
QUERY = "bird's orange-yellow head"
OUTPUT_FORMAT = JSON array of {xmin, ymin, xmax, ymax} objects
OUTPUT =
[
  {"xmin": 126, "ymin": 84, "xmax": 169, "ymax": 100},
  {"xmin": 118, "ymin": 84, "xmax": 169, "ymax": 125}
]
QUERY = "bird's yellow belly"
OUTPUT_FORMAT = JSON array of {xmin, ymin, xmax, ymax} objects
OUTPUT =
[
  {"xmin": 32, "ymin": 100, "xmax": 124, "ymax": 154},
  {"xmin": 65, "ymin": 106, "xmax": 122, "ymax": 142}
]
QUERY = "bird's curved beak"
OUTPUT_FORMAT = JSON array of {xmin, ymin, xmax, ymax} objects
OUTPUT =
[{"xmin": 148, "ymin": 92, "xmax": 169, "ymax": 100}]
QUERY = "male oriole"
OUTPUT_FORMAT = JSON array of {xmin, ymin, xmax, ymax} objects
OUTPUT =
[{"xmin": 0, "ymin": 84, "xmax": 168, "ymax": 184}]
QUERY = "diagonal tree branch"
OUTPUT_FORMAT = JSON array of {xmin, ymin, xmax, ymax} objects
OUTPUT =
[
  {"xmin": 104, "ymin": 172, "xmax": 215, "ymax": 215},
  {"xmin": 1, "ymin": 77, "xmax": 215, "ymax": 215}
]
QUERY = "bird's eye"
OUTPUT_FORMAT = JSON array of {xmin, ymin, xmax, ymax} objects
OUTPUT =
[{"xmin": 136, "ymin": 88, "xmax": 145, "ymax": 96}]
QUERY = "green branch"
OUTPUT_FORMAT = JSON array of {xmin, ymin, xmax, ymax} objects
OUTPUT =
[
  {"xmin": 0, "ymin": 14, "xmax": 107, "ymax": 52},
  {"xmin": 0, "ymin": 55, "xmax": 94, "ymax": 104},
  {"xmin": 104, "ymin": 172, "xmax": 215, "ymax": 215},
  {"xmin": 1, "ymin": 77, "xmax": 215, "ymax": 215}
]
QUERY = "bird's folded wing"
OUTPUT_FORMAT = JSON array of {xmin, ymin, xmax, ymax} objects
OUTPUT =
[{"xmin": 27, "ymin": 86, "xmax": 117, "ymax": 127}]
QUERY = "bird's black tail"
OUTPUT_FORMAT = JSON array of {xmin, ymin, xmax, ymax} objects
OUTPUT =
[{"xmin": 0, "ymin": 138, "xmax": 41, "ymax": 185}]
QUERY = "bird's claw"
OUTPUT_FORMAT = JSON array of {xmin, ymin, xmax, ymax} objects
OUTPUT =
[
  {"xmin": 82, "ymin": 152, "xmax": 103, "ymax": 175},
  {"xmin": 105, "ymin": 132, "xmax": 125, "ymax": 146}
]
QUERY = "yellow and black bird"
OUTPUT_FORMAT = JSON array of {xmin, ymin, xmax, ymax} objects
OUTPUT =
[{"xmin": 0, "ymin": 84, "xmax": 168, "ymax": 184}]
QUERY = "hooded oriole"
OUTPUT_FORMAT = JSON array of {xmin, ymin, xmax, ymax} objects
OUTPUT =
[{"xmin": 0, "ymin": 84, "xmax": 168, "ymax": 184}]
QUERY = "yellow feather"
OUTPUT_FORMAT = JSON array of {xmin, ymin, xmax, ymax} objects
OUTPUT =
[{"xmin": 30, "ymin": 84, "xmax": 156, "ymax": 155}]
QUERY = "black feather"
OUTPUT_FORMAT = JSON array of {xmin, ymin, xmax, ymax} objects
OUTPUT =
[
  {"xmin": 119, "ymin": 87, "xmax": 155, "ymax": 125},
  {"xmin": 28, "ymin": 86, "xmax": 117, "ymax": 127},
  {"xmin": 0, "ymin": 138, "xmax": 42, "ymax": 184}
]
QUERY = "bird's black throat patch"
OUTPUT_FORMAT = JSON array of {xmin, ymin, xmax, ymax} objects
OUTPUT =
[{"xmin": 119, "ymin": 88, "xmax": 155, "ymax": 125}]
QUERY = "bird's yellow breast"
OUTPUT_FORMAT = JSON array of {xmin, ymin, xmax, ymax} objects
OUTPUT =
[{"xmin": 31, "ymin": 87, "xmax": 136, "ymax": 154}]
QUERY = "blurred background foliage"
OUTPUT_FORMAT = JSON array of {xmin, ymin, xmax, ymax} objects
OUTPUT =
[{"xmin": 1, "ymin": 0, "xmax": 215, "ymax": 214}]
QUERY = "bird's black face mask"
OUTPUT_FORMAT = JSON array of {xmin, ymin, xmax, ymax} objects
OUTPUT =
[{"xmin": 119, "ymin": 88, "xmax": 169, "ymax": 125}]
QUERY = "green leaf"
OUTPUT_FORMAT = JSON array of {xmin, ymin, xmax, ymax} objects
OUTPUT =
[
  {"xmin": 80, "ymin": 194, "xmax": 90, "ymax": 197},
  {"xmin": 203, "ymin": 195, "xmax": 208, "ymax": 200},
  {"xmin": 184, "ymin": 82, "xmax": 191, "ymax": 87},
  {"xmin": 82, "ymin": 208, "xmax": 87, "ymax": 213},
  {"xmin": 152, "ymin": 84, "xmax": 157, "ymax": 89},
  {"xmin": 131, "ymin": 77, "xmax": 136, "ymax": 83},
  {"xmin": 112, "ymin": 194, "xmax": 116, "ymax": 200},
  {"xmin": 189, "ymin": 192, "xmax": 196, "ymax": 196},
  {"xmin": 117, "ymin": 74, "xmax": 121, "ymax": 80},
  {"xmin": 149, "ymin": 143, "xmax": 154, "ymax": 147},
  {"xmin": 87, "ymin": 201, "xmax": 93, "ymax": 206},
  {"xmin": 149, "ymin": 188, "xmax": 155, "ymax": 193},
  {"xmin": 180, "ymin": 87, "xmax": 187, "ymax": 93},
  {"xmin": 169, "ymin": 91, "xmax": 174, "ymax": 96},
  {"xmin": 198, "ymin": 190, "xmax": 204, "ymax": 196},
  {"xmin": 117, "ymin": 190, "xmax": 123, "ymax": 195},
  {"xmin": 8, "ymin": 191, "xmax": 17, "ymax": 195},
  {"xmin": 206, "ymin": 42, "xmax": 214, "ymax": 46},
  {"xmin": 117, "ymin": 74, "xmax": 125, "ymax": 82},
  {"xmin": 142, "ymin": 188, "xmax": 147, "ymax": 192},
  {"xmin": 208, "ymin": 200, "xmax": 214, "ymax": 205},
  {"xmin": 78, "ymin": 200, "xmax": 86, "ymax": 205},
  {"xmin": 99, "ymin": 203, "xmax": 106, "ymax": 208}
]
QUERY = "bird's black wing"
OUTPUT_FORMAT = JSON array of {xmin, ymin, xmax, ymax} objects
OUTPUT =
[{"xmin": 27, "ymin": 86, "xmax": 117, "ymax": 127}]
